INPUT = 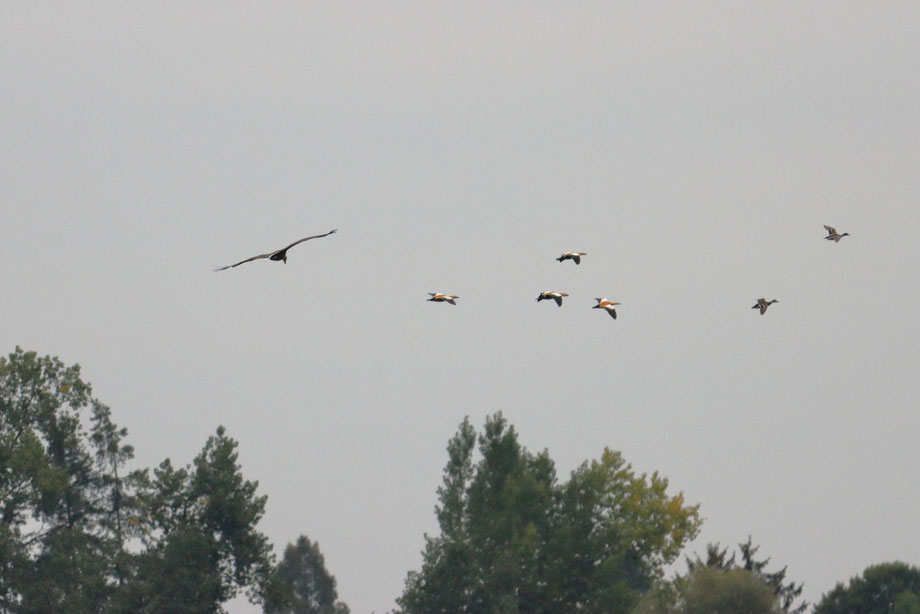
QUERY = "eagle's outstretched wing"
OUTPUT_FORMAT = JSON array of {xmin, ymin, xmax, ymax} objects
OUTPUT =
[
  {"xmin": 214, "ymin": 252, "xmax": 274, "ymax": 271},
  {"xmin": 280, "ymin": 228, "xmax": 338, "ymax": 252},
  {"xmin": 214, "ymin": 229, "xmax": 337, "ymax": 271}
]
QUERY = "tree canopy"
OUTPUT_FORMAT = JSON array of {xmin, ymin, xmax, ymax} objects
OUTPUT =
[
  {"xmin": 638, "ymin": 566, "xmax": 783, "ymax": 614},
  {"xmin": 637, "ymin": 537, "xmax": 804, "ymax": 614},
  {"xmin": 0, "ymin": 347, "xmax": 275, "ymax": 613},
  {"xmin": 683, "ymin": 537, "xmax": 806, "ymax": 614},
  {"xmin": 263, "ymin": 534, "xmax": 350, "ymax": 614},
  {"xmin": 397, "ymin": 413, "xmax": 702, "ymax": 613},
  {"xmin": 815, "ymin": 562, "xmax": 920, "ymax": 614},
  {"xmin": 6, "ymin": 346, "xmax": 918, "ymax": 614}
]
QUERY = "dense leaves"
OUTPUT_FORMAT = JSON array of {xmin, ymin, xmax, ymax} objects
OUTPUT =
[
  {"xmin": 637, "ymin": 537, "xmax": 805, "ymax": 614},
  {"xmin": 5, "ymin": 347, "xmax": 918, "ymax": 614},
  {"xmin": 0, "ymin": 348, "xmax": 275, "ymax": 613},
  {"xmin": 264, "ymin": 534, "xmax": 350, "ymax": 614},
  {"xmin": 397, "ymin": 413, "xmax": 702, "ymax": 614},
  {"xmin": 638, "ymin": 566, "xmax": 782, "ymax": 614},
  {"xmin": 815, "ymin": 562, "xmax": 920, "ymax": 614},
  {"xmin": 684, "ymin": 537, "xmax": 806, "ymax": 613}
]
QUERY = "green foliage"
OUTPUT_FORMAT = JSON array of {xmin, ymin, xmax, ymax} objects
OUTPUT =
[
  {"xmin": 114, "ymin": 426, "xmax": 274, "ymax": 612},
  {"xmin": 685, "ymin": 567, "xmax": 781, "ymax": 614},
  {"xmin": 684, "ymin": 537, "xmax": 806, "ymax": 613},
  {"xmin": 0, "ymin": 347, "xmax": 93, "ymax": 532},
  {"xmin": 397, "ymin": 413, "xmax": 702, "ymax": 614},
  {"xmin": 0, "ymin": 347, "xmax": 112, "ymax": 612},
  {"xmin": 636, "ymin": 567, "xmax": 781, "ymax": 614},
  {"xmin": 815, "ymin": 562, "xmax": 920, "ymax": 614},
  {"xmin": 263, "ymin": 534, "xmax": 350, "ymax": 614},
  {"xmin": 894, "ymin": 592, "xmax": 920, "ymax": 614},
  {"xmin": 0, "ymin": 347, "xmax": 275, "ymax": 613}
]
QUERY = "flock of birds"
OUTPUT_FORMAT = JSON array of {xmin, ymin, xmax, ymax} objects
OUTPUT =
[
  {"xmin": 214, "ymin": 224, "xmax": 851, "ymax": 321},
  {"xmin": 429, "ymin": 248, "xmax": 619, "ymax": 317},
  {"xmin": 748, "ymin": 225, "xmax": 850, "ymax": 315}
]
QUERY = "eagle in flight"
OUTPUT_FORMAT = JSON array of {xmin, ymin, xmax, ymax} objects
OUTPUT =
[{"xmin": 214, "ymin": 229, "xmax": 337, "ymax": 271}]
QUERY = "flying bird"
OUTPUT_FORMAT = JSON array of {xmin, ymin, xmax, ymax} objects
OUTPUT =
[
  {"xmin": 593, "ymin": 298, "xmax": 620, "ymax": 319},
  {"xmin": 214, "ymin": 229, "xmax": 337, "ymax": 271},
  {"xmin": 428, "ymin": 293, "xmax": 459, "ymax": 305},
  {"xmin": 536, "ymin": 291, "xmax": 569, "ymax": 307},
  {"xmin": 752, "ymin": 298, "xmax": 778, "ymax": 315},
  {"xmin": 823, "ymin": 225, "xmax": 850, "ymax": 242},
  {"xmin": 556, "ymin": 251, "xmax": 586, "ymax": 265}
]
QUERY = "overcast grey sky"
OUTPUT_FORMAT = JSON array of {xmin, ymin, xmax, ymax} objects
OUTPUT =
[{"xmin": 3, "ymin": 3, "xmax": 919, "ymax": 612}]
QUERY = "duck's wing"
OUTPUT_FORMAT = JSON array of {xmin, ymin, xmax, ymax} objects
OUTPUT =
[
  {"xmin": 281, "ymin": 229, "xmax": 338, "ymax": 251},
  {"xmin": 823, "ymin": 225, "xmax": 837, "ymax": 235},
  {"xmin": 214, "ymin": 252, "xmax": 274, "ymax": 271},
  {"xmin": 553, "ymin": 296, "xmax": 563, "ymax": 306},
  {"xmin": 607, "ymin": 308, "xmax": 617, "ymax": 319}
]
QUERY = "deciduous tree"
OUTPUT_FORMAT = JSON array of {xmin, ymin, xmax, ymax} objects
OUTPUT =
[
  {"xmin": 0, "ymin": 347, "xmax": 112, "ymax": 612},
  {"xmin": 637, "ymin": 566, "xmax": 781, "ymax": 614},
  {"xmin": 684, "ymin": 537, "xmax": 806, "ymax": 613},
  {"xmin": 815, "ymin": 562, "xmax": 920, "ymax": 614},
  {"xmin": 397, "ymin": 413, "xmax": 701, "ymax": 613},
  {"xmin": 0, "ymin": 348, "xmax": 276, "ymax": 613}
]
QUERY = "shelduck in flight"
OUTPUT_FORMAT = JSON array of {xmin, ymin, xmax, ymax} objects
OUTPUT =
[
  {"xmin": 536, "ymin": 291, "xmax": 569, "ymax": 307},
  {"xmin": 593, "ymin": 298, "xmax": 620, "ymax": 319},
  {"xmin": 556, "ymin": 251, "xmax": 586, "ymax": 265},
  {"xmin": 428, "ymin": 293, "xmax": 459, "ymax": 305}
]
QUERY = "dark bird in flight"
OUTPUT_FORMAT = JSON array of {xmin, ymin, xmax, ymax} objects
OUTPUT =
[
  {"xmin": 428, "ymin": 293, "xmax": 459, "ymax": 305},
  {"xmin": 752, "ymin": 298, "xmax": 778, "ymax": 315},
  {"xmin": 823, "ymin": 225, "xmax": 850, "ymax": 242},
  {"xmin": 593, "ymin": 297, "xmax": 620, "ymax": 319},
  {"xmin": 214, "ymin": 229, "xmax": 337, "ymax": 271},
  {"xmin": 556, "ymin": 251, "xmax": 586, "ymax": 265},
  {"xmin": 536, "ymin": 291, "xmax": 569, "ymax": 307}
]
